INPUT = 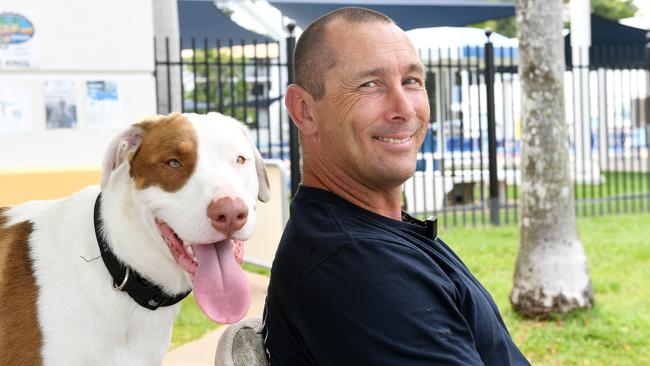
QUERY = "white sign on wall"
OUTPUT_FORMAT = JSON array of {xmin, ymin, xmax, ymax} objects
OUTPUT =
[
  {"xmin": 44, "ymin": 80, "xmax": 77, "ymax": 129},
  {"xmin": 0, "ymin": 11, "xmax": 38, "ymax": 68},
  {"xmin": 86, "ymin": 80, "xmax": 122, "ymax": 129},
  {"xmin": 0, "ymin": 80, "xmax": 31, "ymax": 134}
]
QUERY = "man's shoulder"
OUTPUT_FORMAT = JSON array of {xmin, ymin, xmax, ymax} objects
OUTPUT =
[
  {"xmin": 270, "ymin": 199, "xmax": 416, "ymax": 296},
  {"xmin": 275, "ymin": 230, "xmax": 451, "ymax": 298},
  {"xmin": 285, "ymin": 192, "xmax": 388, "ymax": 245}
]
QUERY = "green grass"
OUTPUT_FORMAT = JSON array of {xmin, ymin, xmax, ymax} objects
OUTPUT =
[
  {"xmin": 442, "ymin": 213, "xmax": 650, "ymax": 366},
  {"xmin": 576, "ymin": 171, "xmax": 650, "ymax": 199},
  {"xmin": 498, "ymin": 171, "xmax": 650, "ymax": 201},
  {"xmin": 171, "ymin": 213, "xmax": 650, "ymax": 365},
  {"xmin": 242, "ymin": 262, "xmax": 271, "ymax": 276},
  {"xmin": 434, "ymin": 171, "xmax": 650, "ymax": 227},
  {"xmin": 458, "ymin": 171, "xmax": 649, "ymax": 205},
  {"xmin": 170, "ymin": 294, "xmax": 221, "ymax": 349}
]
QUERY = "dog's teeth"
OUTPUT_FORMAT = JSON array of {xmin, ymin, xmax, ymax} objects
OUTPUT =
[{"xmin": 185, "ymin": 245, "xmax": 194, "ymax": 257}]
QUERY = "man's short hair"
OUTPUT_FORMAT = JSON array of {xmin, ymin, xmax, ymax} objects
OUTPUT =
[{"xmin": 293, "ymin": 7, "xmax": 393, "ymax": 100}]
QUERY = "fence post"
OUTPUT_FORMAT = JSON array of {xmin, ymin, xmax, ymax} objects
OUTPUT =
[
  {"xmin": 484, "ymin": 30, "xmax": 500, "ymax": 225},
  {"xmin": 646, "ymin": 32, "xmax": 650, "ymax": 135},
  {"xmin": 286, "ymin": 23, "xmax": 301, "ymax": 197},
  {"xmin": 646, "ymin": 32, "xmax": 650, "ymax": 212}
]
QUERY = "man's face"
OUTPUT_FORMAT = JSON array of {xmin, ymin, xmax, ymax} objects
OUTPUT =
[{"xmin": 311, "ymin": 20, "xmax": 430, "ymax": 191}]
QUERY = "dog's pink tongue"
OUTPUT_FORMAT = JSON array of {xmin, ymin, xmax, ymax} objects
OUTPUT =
[{"xmin": 192, "ymin": 241, "xmax": 251, "ymax": 324}]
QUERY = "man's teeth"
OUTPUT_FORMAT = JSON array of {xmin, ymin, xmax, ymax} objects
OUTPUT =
[{"xmin": 376, "ymin": 136, "xmax": 411, "ymax": 144}]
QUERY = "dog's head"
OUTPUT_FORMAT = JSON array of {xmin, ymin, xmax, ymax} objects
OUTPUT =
[{"xmin": 100, "ymin": 112, "xmax": 270, "ymax": 323}]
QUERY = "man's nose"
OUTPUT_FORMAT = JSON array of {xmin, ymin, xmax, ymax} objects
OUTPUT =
[{"xmin": 386, "ymin": 86, "xmax": 416, "ymax": 122}]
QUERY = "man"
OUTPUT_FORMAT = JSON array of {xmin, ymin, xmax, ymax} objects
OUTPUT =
[{"xmin": 263, "ymin": 7, "xmax": 530, "ymax": 365}]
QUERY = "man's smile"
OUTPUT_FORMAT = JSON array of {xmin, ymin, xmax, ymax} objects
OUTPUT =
[{"xmin": 373, "ymin": 134, "xmax": 414, "ymax": 144}]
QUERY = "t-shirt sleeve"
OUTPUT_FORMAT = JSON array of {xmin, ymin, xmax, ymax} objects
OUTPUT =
[{"xmin": 291, "ymin": 239, "xmax": 485, "ymax": 366}]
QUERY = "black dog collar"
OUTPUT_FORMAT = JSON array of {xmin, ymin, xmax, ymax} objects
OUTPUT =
[{"xmin": 93, "ymin": 193, "xmax": 191, "ymax": 310}]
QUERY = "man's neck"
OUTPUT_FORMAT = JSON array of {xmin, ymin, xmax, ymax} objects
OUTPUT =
[{"xmin": 301, "ymin": 171, "xmax": 403, "ymax": 220}]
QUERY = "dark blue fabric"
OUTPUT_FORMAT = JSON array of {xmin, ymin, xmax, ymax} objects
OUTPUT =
[
  {"xmin": 564, "ymin": 14, "xmax": 647, "ymax": 68},
  {"xmin": 263, "ymin": 186, "xmax": 530, "ymax": 366},
  {"xmin": 269, "ymin": 0, "xmax": 515, "ymax": 30},
  {"xmin": 177, "ymin": 0, "xmax": 272, "ymax": 48}
]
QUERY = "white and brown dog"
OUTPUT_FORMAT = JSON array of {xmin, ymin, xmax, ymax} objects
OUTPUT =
[{"xmin": 0, "ymin": 112, "xmax": 270, "ymax": 365}]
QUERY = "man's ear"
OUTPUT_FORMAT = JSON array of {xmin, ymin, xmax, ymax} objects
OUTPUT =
[{"xmin": 284, "ymin": 84, "xmax": 318, "ymax": 137}]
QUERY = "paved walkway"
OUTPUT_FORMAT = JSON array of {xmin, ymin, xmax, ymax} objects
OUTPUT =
[{"xmin": 163, "ymin": 272, "xmax": 269, "ymax": 366}]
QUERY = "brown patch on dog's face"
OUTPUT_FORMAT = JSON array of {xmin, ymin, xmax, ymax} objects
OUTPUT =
[
  {"xmin": 0, "ymin": 208, "xmax": 44, "ymax": 365},
  {"xmin": 129, "ymin": 113, "xmax": 198, "ymax": 192}
]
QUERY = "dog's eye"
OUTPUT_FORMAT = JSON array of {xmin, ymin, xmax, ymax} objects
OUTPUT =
[
  {"xmin": 167, "ymin": 159, "xmax": 181, "ymax": 168},
  {"xmin": 236, "ymin": 156, "xmax": 246, "ymax": 165}
]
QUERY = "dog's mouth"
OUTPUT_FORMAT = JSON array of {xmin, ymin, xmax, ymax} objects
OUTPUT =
[
  {"xmin": 156, "ymin": 220, "xmax": 245, "ymax": 279},
  {"xmin": 156, "ymin": 219, "xmax": 251, "ymax": 324}
]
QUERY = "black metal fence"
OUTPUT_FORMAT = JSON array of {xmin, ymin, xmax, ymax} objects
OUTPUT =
[
  {"xmin": 154, "ymin": 33, "xmax": 650, "ymax": 227},
  {"xmin": 154, "ymin": 37, "xmax": 292, "ymax": 162}
]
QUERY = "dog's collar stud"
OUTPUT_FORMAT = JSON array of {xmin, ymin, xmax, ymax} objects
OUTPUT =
[{"xmin": 93, "ymin": 193, "xmax": 191, "ymax": 310}]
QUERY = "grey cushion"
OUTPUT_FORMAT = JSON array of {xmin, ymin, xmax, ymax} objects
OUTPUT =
[{"xmin": 215, "ymin": 318, "xmax": 269, "ymax": 366}]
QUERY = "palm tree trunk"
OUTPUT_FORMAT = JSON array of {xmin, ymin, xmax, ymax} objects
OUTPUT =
[{"xmin": 510, "ymin": 0, "xmax": 594, "ymax": 318}]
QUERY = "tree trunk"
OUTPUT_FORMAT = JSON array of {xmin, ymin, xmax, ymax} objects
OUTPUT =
[
  {"xmin": 510, "ymin": 0, "xmax": 594, "ymax": 318},
  {"xmin": 152, "ymin": 0, "xmax": 182, "ymax": 114}
]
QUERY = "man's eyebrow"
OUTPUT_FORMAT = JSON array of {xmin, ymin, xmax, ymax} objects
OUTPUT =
[
  {"xmin": 353, "ymin": 63, "xmax": 425, "ymax": 81},
  {"xmin": 354, "ymin": 67, "xmax": 388, "ymax": 81},
  {"xmin": 406, "ymin": 62, "xmax": 425, "ymax": 76}
]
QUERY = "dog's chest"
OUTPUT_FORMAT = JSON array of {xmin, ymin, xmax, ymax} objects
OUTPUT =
[
  {"xmin": 9, "ymin": 187, "xmax": 180, "ymax": 365},
  {"xmin": 40, "ymin": 301, "xmax": 178, "ymax": 365}
]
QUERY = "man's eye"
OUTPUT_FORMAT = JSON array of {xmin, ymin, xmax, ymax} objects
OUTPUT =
[
  {"xmin": 403, "ymin": 78, "xmax": 420, "ymax": 86},
  {"xmin": 361, "ymin": 81, "xmax": 377, "ymax": 88}
]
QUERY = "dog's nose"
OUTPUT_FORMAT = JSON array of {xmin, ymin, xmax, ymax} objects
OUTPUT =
[{"xmin": 207, "ymin": 197, "xmax": 249, "ymax": 237}]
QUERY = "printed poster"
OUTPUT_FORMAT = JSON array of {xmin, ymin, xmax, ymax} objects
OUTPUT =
[
  {"xmin": 0, "ymin": 80, "xmax": 31, "ymax": 134},
  {"xmin": 44, "ymin": 80, "xmax": 77, "ymax": 129},
  {"xmin": 86, "ymin": 80, "xmax": 122, "ymax": 129},
  {"xmin": 0, "ymin": 11, "xmax": 38, "ymax": 69}
]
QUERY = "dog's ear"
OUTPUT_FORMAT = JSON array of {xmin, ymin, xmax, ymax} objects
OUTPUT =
[
  {"xmin": 100, "ymin": 125, "xmax": 145, "ymax": 189},
  {"xmin": 234, "ymin": 122, "xmax": 271, "ymax": 202},
  {"xmin": 253, "ymin": 147, "xmax": 271, "ymax": 202}
]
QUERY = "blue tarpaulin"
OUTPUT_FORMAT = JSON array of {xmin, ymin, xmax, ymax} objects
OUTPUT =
[
  {"xmin": 268, "ymin": 0, "xmax": 515, "ymax": 31},
  {"xmin": 178, "ymin": 0, "xmax": 272, "ymax": 48},
  {"xmin": 564, "ymin": 14, "xmax": 648, "ymax": 67}
]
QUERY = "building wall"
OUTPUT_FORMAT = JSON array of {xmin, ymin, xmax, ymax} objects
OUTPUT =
[{"xmin": 0, "ymin": 0, "xmax": 156, "ymax": 172}]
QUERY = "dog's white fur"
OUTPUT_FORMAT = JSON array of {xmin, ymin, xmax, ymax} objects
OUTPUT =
[{"xmin": 2, "ymin": 112, "xmax": 269, "ymax": 365}]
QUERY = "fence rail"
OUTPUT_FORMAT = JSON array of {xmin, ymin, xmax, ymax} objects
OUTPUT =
[
  {"xmin": 154, "ymin": 37, "xmax": 292, "ymax": 162},
  {"xmin": 154, "ymin": 33, "xmax": 650, "ymax": 227}
]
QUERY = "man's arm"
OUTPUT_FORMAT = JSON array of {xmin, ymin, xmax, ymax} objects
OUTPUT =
[{"xmin": 291, "ymin": 239, "xmax": 484, "ymax": 366}]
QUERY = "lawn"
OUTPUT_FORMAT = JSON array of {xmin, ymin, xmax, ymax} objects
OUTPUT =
[
  {"xmin": 493, "ymin": 171, "xmax": 650, "ymax": 202},
  {"xmin": 171, "ymin": 213, "xmax": 650, "ymax": 365},
  {"xmin": 443, "ymin": 212, "xmax": 650, "ymax": 366},
  {"xmin": 433, "ymin": 171, "xmax": 650, "ymax": 227},
  {"xmin": 169, "ymin": 293, "xmax": 220, "ymax": 349}
]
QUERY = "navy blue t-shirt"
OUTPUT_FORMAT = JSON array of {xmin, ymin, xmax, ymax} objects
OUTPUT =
[{"xmin": 263, "ymin": 186, "xmax": 530, "ymax": 365}]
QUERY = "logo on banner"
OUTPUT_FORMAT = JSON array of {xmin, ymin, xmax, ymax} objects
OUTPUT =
[
  {"xmin": 0, "ymin": 11, "xmax": 37, "ymax": 68},
  {"xmin": 0, "ymin": 12, "xmax": 35, "ymax": 46}
]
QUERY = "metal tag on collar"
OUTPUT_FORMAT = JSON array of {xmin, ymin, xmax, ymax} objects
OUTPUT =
[
  {"xmin": 424, "ymin": 217, "xmax": 438, "ymax": 239},
  {"xmin": 147, "ymin": 296, "xmax": 165, "ymax": 310}
]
